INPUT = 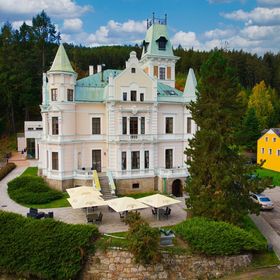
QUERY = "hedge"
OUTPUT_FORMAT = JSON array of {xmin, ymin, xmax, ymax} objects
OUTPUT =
[
  {"xmin": 8, "ymin": 175, "xmax": 63, "ymax": 204},
  {"xmin": 175, "ymin": 217, "xmax": 266, "ymax": 256},
  {"xmin": 0, "ymin": 163, "xmax": 16, "ymax": 181},
  {"xmin": 0, "ymin": 211, "xmax": 99, "ymax": 279}
]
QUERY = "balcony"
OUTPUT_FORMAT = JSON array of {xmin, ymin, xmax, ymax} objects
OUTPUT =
[
  {"xmin": 112, "ymin": 169, "xmax": 155, "ymax": 179},
  {"xmin": 109, "ymin": 134, "xmax": 155, "ymax": 142},
  {"xmin": 157, "ymin": 167, "xmax": 189, "ymax": 178}
]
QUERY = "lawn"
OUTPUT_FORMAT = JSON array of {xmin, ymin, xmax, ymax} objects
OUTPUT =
[
  {"xmin": 12, "ymin": 167, "xmax": 70, "ymax": 208},
  {"xmin": 256, "ymin": 168, "xmax": 280, "ymax": 186}
]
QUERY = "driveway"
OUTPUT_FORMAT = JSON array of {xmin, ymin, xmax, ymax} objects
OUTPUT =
[{"xmin": 262, "ymin": 187, "xmax": 280, "ymax": 235}]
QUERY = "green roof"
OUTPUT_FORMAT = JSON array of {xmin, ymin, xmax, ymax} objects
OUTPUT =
[
  {"xmin": 141, "ymin": 23, "xmax": 176, "ymax": 59},
  {"xmin": 75, "ymin": 69, "xmax": 122, "ymax": 102},
  {"xmin": 157, "ymin": 82, "xmax": 186, "ymax": 103},
  {"xmin": 49, "ymin": 44, "xmax": 75, "ymax": 73}
]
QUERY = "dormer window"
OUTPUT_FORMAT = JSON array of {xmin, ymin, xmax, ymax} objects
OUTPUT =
[
  {"xmin": 131, "ymin": 68, "xmax": 136, "ymax": 73},
  {"xmin": 143, "ymin": 40, "xmax": 149, "ymax": 53},
  {"xmin": 156, "ymin": 36, "xmax": 168, "ymax": 51}
]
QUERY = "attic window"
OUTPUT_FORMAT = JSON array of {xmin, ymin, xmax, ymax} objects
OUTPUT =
[
  {"xmin": 156, "ymin": 36, "xmax": 168, "ymax": 51},
  {"xmin": 131, "ymin": 68, "xmax": 136, "ymax": 73}
]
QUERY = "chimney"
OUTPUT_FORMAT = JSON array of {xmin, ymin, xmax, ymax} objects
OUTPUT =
[
  {"xmin": 97, "ymin": 65, "xmax": 102, "ymax": 73},
  {"xmin": 89, "ymin": 65, "xmax": 94, "ymax": 76}
]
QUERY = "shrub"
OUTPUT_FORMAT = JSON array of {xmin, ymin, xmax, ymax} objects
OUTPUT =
[
  {"xmin": 0, "ymin": 162, "xmax": 16, "ymax": 181},
  {"xmin": 175, "ymin": 217, "xmax": 266, "ymax": 256},
  {"xmin": 8, "ymin": 175, "xmax": 63, "ymax": 204},
  {"xmin": 125, "ymin": 212, "xmax": 161, "ymax": 265},
  {"xmin": 0, "ymin": 211, "xmax": 99, "ymax": 279}
]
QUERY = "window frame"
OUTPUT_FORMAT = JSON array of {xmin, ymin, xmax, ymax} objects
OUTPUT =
[
  {"xmin": 51, "ymin": 88, "xmax": 57, "ymax": 101},
  {"xmin": 131, "ymin": 151, "xmax": 140, "ymax": 170},
  {"xmin": 165, "ymin": 117, "xmax": 173, "ymax": 134},
  {"xmin": 141, "ymin": 117, "xmax": 145, "ymax": 134},
  {"xmin": 67, "ymin": 89, "xmax": 73, "ymax": 101},
  {"xmin": 261, "ymin": 148, "xmax": 265, "ymax": 154},
  {"xmin": 123, "ymin": 92, "xmax": 127, "ymax": 101},
  {"xmin": 140, "ymin": 93, "xmax": 144, "ymax": 102},
  {"xmin": 122, "ymin": 117, "xmax": 127, "ymax": 135},
  {"xmin": 187, "ymin": 117, "xmax": 192, "ymax": 134},
  {"xmin": 92, "ymin": 117, "xmax": 101, "ymax": 135},
  {"xmin": 159, "ymin": 67, "xmax": 165, "ymax": 80},
  {"xmin": 130, "ymin": 117, "xmax": 138, "ymax": 135},
  {"xmin": 130, "ymin": 90, "xmax": 137, "ymax": 101},
  {"xmin": 165, "ymin": 149, "xmax": 173, "ymax": 169},
  {"xmin": 121, "ymin": 151, "xmax": 127, "ymax": 170},
  {"xmin": 52, "ymin": 117, "xmax": 59, "ymax": 135},
  {"xmin": 268, "ymin": 148, "xmax": 272, "ymax": 155},
  {"xmin": 144, "ymin": 150, "xmax": 149, "ymax": 169},
  {"xmin": 132, "ymin": 183, "xmax": 140, "ymax": 189},
  {"xmin": 52, "ymin": 152, "xmax": 59, "ymax": 170},
  {"xmin": 131, "ymin": 68, "xmax": 136, "ymax": 73}
]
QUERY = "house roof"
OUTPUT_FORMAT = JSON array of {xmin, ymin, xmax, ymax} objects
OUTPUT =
[
  {"xmin": 261, "ymin": 128, "xmax": 280, "ymax": 137},
  {"xmin": 141, "ymin": 23, "xmax": 177, "ymax": 59},
  {"xmin": 49, "ymin": 44, "xmax": 75, "ymax": 74}
]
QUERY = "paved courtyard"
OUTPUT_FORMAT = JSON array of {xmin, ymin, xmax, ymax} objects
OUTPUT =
[{"xmin": 0, "ymin": 161, "xmax": 187, "ymax": 233}]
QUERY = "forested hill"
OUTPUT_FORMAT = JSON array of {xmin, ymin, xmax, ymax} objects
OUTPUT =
[{"xmin": 0, "ymin": 11, "xmax": 280, "ymax": 136}]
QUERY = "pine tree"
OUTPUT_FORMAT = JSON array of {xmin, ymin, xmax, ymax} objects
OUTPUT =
[
  {"xmin": 185, "ymin": 51, "xmax": 270, "ymax": 225},
  {"xmin": 237, "ymin": 108, "xmax": 260, "ymax": 152}
]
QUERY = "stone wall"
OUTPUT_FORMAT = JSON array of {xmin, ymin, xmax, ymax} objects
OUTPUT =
[{"xmin": 82, "ymin": 249, "xmax": 252, "ymax": 280}]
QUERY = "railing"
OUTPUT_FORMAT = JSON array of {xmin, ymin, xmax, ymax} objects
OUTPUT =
[{"xmin": 157, "ymin": 167, "xmax": 189, "ymax": 177}]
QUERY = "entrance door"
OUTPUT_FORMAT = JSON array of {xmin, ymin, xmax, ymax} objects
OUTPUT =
[
  {"xmin": 92, "ymin": 150, "xmax": 101, "ymax": 172},
  {"xmin": 26, "ymin": 138, "xmax": 35, "ymax": 159},
  {"xmin": 172, "ymin": 179, "xmax": 182, "ymax": 197}
]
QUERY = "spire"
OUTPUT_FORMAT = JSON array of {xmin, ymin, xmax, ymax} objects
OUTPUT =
[
  {"xmin": 49, "ymin": 43, "xmax": 75, "ymax": 73},
  {"xmin": 184, "ymin": 68, "xmax": 197, "ymax": 101}
]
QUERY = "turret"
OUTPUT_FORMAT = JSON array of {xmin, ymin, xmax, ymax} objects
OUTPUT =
[
  {"xmin": 184, "ymin": 68, "xmax": 197, "ymax": 102},
  {"xmin": 46, "ymin": 43, "xmax": 77, "ymax": 104},
  {"xmin": 140, "ymin": 14, "xmax": 179, "ymax": 87}
]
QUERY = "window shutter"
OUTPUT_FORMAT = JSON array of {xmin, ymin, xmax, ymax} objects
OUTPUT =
[
  {"xmin": 154, "ymin": 66, "xmax": 158, "ymax": 78},
  {"xmin": 167, "ymin": 67, "xmax": 171, "ymax": 79}
]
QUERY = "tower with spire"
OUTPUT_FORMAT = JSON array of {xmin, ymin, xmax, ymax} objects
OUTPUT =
[{"xmin": 140, "ymin": 13, "xmax": 179, "ymax": 88}]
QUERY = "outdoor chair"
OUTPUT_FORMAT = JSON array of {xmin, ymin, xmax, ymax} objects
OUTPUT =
[
  {"xmin": 45, "ymin": 212, "xmax": 54, "ymax": 218},
  {"xmin": 163, "ymin": 208, "xmax": 171, "ymax": 219},
  {"xmin": 95, "ymin": 212, "xmax": 103, "ymax": 224}
]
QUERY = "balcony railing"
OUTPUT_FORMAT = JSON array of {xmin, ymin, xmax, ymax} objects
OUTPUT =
[{"xmin": 157, "ymin": 167, "xmax": 189, "ymax": 177}]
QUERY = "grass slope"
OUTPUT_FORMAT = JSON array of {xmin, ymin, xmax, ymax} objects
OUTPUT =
[{"xmin": 256, "ymin": 168, "xmax": 280, "ymax": 186}]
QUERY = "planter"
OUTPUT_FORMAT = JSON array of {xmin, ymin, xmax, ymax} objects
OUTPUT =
[{"xmin": 160, "ymin": 233, "xmax": 175, "ymax": 246}]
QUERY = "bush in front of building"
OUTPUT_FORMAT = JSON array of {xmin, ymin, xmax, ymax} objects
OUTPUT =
[
  {"xmin": 0, "ymin": 163, "xmax": 16, "ymax": 181},
  {"xmin": 125, "ymin": 212, "xmax": 161, "ymax": 265},
  {"xmin": 8, "ymin": 175, "xmax": 63, "ymax": 204},
  {"xmin": 175, "ymin": 217, "xmax": 266, "ymax": 256},
  {"xmin": 0, "ymin": 211, "xmax": 99, "ymax": 279}
]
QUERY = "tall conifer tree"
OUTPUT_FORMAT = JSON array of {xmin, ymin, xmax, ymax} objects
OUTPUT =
[{"xmin": 185, "ymin": 51, "xmax": 269, "ymax": 224}]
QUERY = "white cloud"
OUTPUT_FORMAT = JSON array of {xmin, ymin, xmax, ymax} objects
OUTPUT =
[
  {"xmin": 223, "ymin": 7, "xmax": 280, "ymax": 25},
  {"xmin": 171, "ymin": 31, "xmax": 201, "ymax": 49},
  {"xmin": 83, "ymin": 19, "xmax": 146, "ymax": 46},
  {"xmin": 11, "ymin": 20, "xmax": 32, "ymax": 30},
  {"xmin": 204, "ymin": 28, "xmax": 237, "ymax": 39},
  {"xmin": 62, "ymin": 18, "xmax": 83, "ymax": 33},
  {"xmin": 0, "ymin": 0, "xmax": 92, "ymax": 21}
]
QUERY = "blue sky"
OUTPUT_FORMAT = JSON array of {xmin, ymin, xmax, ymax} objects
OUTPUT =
[{"xmin": 0, "ymin": 0, "xmax": 280, "ymax": 54}]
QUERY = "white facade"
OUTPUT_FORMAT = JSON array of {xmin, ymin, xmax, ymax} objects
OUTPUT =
[{"xmin": 37, "ymin": 18, "xmax": 197, "ymax": 194}]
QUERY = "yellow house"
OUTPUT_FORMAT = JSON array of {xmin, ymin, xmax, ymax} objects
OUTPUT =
[{"xmin": 257, "ymin": 128, "xmax": 280, "ymax": 172}]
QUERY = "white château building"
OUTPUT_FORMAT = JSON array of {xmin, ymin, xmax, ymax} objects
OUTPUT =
[{"xmin": 38, "ymin": 15, "xmax": 197, "ymax": 196}]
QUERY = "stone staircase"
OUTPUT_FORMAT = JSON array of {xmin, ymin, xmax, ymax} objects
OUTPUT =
[{"xmin": 98, "ymin": 175, "xmax": 117, "ymax": 200}]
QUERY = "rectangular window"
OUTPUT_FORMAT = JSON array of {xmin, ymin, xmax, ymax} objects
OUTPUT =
[
  {"xmin": 265, "ymin": 137, "xmax": 268, "ymax": 142},
  {"xmin": 269, "ymin": 148, "xmax": 272, "ymax": 155},
  {"xmin": 131, "ymin": 151, "xmax": 140, "ymax": 169},
  {"xmin": 92, "ymin": 118, "xmax": 101, "ymax": 134},
  {"xmin": 122, "ymin": 117, "xmax": 127, "ymax": 135},
  {"xmin": 261, "ymin": 148, "xmax": 264, "ymax": 154},
  {"xmin": 123, "ymin": 92, "xmax": 127, "ymax": 101},
  {"xmin": 67, "ymin": 89, "xmax": 73, "ymax": 101},
  {"xmin": 92, "ymin": 150, "xmax": 101, "ymax": 172},
  {"xmin": 187, "ymin": 117, "xmax": 192, "ymax": 134},
  {"xmin": 165, "ymin": 117, "xmax": 173, "ymax": 134},
  {"xmin": 273, "ymin": 138, "xmax": 276, "ymax": 142},
  {"xmin": 159, "ymin": 67, "xmax": 165, "ymax": 80},
  {"xmin": 132, "ymin": 183, "xmax": 139, "ymax": 189},
  {"xmin": 141, "ymin": 117, "xmax": 145, "ymax": 134},
  {"xmin": 52, "ymin": 117, "xmax": 59, "ymax": 135},
  {"xmin": 145, "ymin": 150, "xmax": 149, "ymax": 169},
  {"xmin": 51, "ymin": 88, "xmax": 57, "ymax": 101},
  {"xmin": 130, "ymin": 117, "xmax": 138, "ymax": 135},
  {"xmin": 140, "ymin": 93, "xmax": 144, "ymax": 102},
  {"xmin": 278, "ymin": 150, "xmax": 280, "ymax": 156},
  {"xmin": 121, "ymin": 152, "xmax": 127, "ymax": 170},
  {"xmin": 52, "ymin": 152, "xmax": 58, "ymax": 170},
  {"xmin": 131, "ymin": 68, "xmax": 136, "ymax": 73},
  {"xmin": 131, "ymin": 90, "xmax": 137, "ymax": 101},
  {"xmin": 165, "ymin": 149, "xmax": 173, "ymax": 169}
]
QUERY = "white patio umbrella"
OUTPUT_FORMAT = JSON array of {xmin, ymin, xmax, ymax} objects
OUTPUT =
[
  {"xmin": 67, "ymin": 195, "xmax": 107, "ymax": 209},
  {"xmin": 66, "ymin": 186, "xmax": 103, "ymax": 197},
  {"xmin": 106, "ymin": 197, "xmax": 149, "ymax": 213},
  {"xmin": 138, "ymin": 194, "xmax": 181, "ymax": 208}
]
